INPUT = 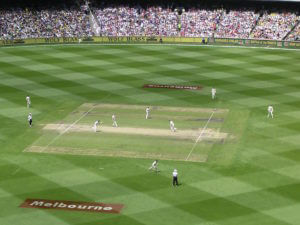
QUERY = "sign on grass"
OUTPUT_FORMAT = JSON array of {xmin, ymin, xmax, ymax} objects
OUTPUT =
[{"xmin": 20, "ymin": 198, "xmax": 124, "ymax": 213}]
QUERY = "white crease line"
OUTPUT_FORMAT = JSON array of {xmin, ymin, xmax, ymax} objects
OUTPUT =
[
  {"xmin": 185, "ymin": 110, "xmax": 215, "ymax": 161},
  {"xmin": 23, "ymin": 94, "xmax": 112, "ymax": 154},
  {"xmin": 41, "ymin": 105, "xmax": 96, "ymax": 153},
  {"xmin": 11, "ymin": 168, "xmax": 20, "ymax": 175}
]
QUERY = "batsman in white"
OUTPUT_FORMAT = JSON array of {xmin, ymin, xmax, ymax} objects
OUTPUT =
[
  {"xmin": 267, "ymin": 105, "xmax": 274, "ymax": 118},
  {"xmin": 146, "ymin": 107, "xmax": 150, "ymax": 119},
  {"xmin": 149, "ymin": 160, "xmax": 159, "ymax": 172},
  {"xmin": 26, "ymin": 95, "xmax": 31, "ymax": 108},
  {"xmin": 93, "ymin": 120, "xmax": 101, "ymax": 132},
  {"xmin": 112, "ymin": 114, "xmax": 118, "ymax": 127},
  {"xmin": 169, "ymin": 120, "xmax": 176, "ymax": 132},
  {"xmin": 211, "ymin": 88, "xmax": 216, "ymax": 100}
]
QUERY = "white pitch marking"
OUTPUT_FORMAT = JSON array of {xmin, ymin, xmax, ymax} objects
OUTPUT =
[
  {"xmin": 41, "ymin": 106, "xmax": 96, "ymax": 153},
  {"xmin": 12, "ymin": 168, "xmax": 20, "ymax": 175},
  {"xmin": 185, "ymin": 110, "xmax": 215, "ymax": 161},
  {"xmin": 25, "ymin": 94, "xmax": 112, "ymax": 154}
]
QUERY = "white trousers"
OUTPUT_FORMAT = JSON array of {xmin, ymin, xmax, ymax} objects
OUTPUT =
[
  {"xmin": 268, "ymin": 112, "xmax": 273, "ymax": 118},
  {"xmin": 113, "ymin": 121, "xmax": 118, "ymax": 127}
]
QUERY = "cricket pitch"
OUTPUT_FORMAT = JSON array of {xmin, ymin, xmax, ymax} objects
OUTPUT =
[{"xmin": 25, "ymin": 103, "xmax": 231, "ymax": 162}]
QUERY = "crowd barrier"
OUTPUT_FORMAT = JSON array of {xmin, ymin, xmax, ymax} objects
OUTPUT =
[{"xmin": 0, "ymin": 36, "xmax": 299, "ymax": 48}]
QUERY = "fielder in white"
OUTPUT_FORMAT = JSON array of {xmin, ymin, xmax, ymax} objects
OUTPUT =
[
  {"xmin": 211, "ymin": 88, "xmax": 216, "ymax": 100},
  {"xmin": 169, "ymin": 120, "xmax": 176, "ymax": 132},
  {"xmin": 149, "ymin": 160, "xmax": 159, "ymax": 172},
  {"xmin": 26, "ymin": 96, "xmax": 31, "ymax": 108},
  {"xmin": 112, "ymin": 114, "xmax": 118, "ymax": 127},
  {"xmin": 267, "ymin": 105, "xmax": 274, "ymax": 118},
  {"xmin": 146, "ymin": 107, "xmax": 150, "ymax": 119},
  {"xmin": 93, "ymin": 120, "xmax": 101, "ymax": 132}
]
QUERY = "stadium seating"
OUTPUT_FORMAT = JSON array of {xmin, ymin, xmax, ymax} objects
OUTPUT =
[
  {"xmin": 215, "ymin": 10, "xmax": 260, "ymax": 39},
  {"xmin": 250, "ymin": 12, "xmax": 299, "ymax": 40},
  {"xmin": 0, "ymin": 8, "xmax": 93, "ymax": 39},
  {"xmin": 0, "ymin": 5, "xmax": 299, "ymax": 41},
  {"xmin": 286, "ymin": 23, "xmax": 300, "ymax": 41}
]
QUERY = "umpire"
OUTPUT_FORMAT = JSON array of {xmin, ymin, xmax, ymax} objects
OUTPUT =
[{"xmin": 172, "ymin": 169, "xmax": 179, "ymax": 186}]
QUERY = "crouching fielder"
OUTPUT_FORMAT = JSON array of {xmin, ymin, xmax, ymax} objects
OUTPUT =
[
  {"xmin": 112, "ymin": 114, "xmax": 118, "ymax": 127},
  {"xmin": 169, "ymin": 120, "xmax": 176, "ymax": 132},
  {"xmin": 149, "ymin": 160, "xmax": 158, "ymax": 172},
  {"xmin": 267, "ymin": 105, "xmax": 274, "ymax": 118}
]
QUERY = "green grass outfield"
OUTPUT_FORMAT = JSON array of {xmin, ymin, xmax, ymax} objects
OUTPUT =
[{"xmin": 0, "ymin": 44, "xmax": 300, "ymax": 225}]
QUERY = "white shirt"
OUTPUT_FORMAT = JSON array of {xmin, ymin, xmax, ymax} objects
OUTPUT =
[
  {"xmin": 26, "ymin": 96, "xmax": 31, "ymax": 103},
  {"xmin": 268, "ymin": 106, "xmax": 273, "ymax": 112},
  {"xmin": 172, "ymin": 171, "xmax": 178, "ymax": 177},
  {"xmin": 212, "ymin": 88, "xmax": 216, "ymax": 94},
  {"xmin": 152, "ymin": 161, "xmax": 158, "ymax": 167},
  {"xmin": 112, "ymin": 115, "xmax": 116, "ymax": 121},
  {"xmin": 28, "ymin": 114, "xmax": 32, "ymax": 121},
  {"xmin": 94, "ymin": 120, "xmax": 99, "ymax": 126},
  {"xmin": 146, "ymin": 108, "xmax": 150, "ymax": 113},
  {"xmin": 170, "ymin": 121, "xmax": 174, "ymax": 126}
]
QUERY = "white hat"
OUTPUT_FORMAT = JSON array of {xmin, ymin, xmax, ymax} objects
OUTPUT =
[{"xmin": 174, "ymin": 169, "xmax": 177, "ymax": 172}]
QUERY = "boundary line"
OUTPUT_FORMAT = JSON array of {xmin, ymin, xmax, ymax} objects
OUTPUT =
[
  {"xmin": 1, "ymin": 43, "xmax": 300, "ymax": 51},
  {"xmin": 185, "ymin": 110, "xmax": 215, "ymax": 161}
]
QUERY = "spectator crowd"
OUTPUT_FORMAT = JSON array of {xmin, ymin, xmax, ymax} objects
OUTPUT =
[
  {"xmin": 215, "ymin": 10, "xmax": 260, "ymax": 39},
  {"xmin": 0, "ymin": 8, "xmax": 93, "ymax": 39},
  {"xmin": 251, "ymin": 12, "xmax": 299, "ymax": 40},
  {"xmin": 94, "ymin": 6, "xmax": 178, "ymax": 36},
  {"xmin": 0, "ymin": 5, "xmax": 299, "ymax": 41},
  {"xmin": 180, "ymin": 8, "xmax": 222, "ymax": 37},
  {"xmin": 286, "ymin": 23, "xmax": 300, "ymax": 41}
]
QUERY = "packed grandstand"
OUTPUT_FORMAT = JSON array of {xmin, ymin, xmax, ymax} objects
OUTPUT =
[{"xmin": 0, "ymin": 0, "xmax": 299, "ymax": 41}]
